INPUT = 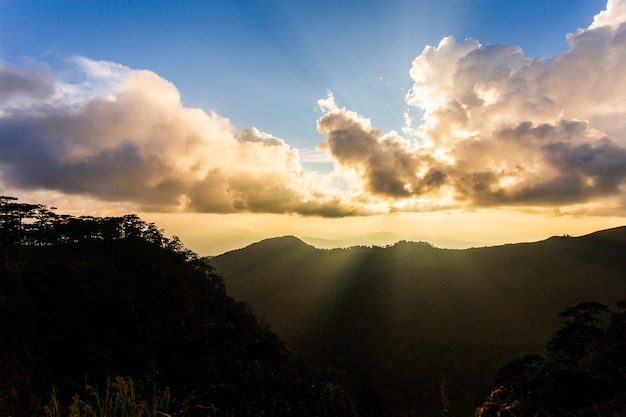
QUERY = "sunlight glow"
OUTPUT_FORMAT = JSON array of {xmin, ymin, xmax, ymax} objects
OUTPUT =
[
  {"xmin": 0, "ymin": 0, "xmax": 624, "ymax": 257},
  {"xmin": 432, "ymin": 147, "xmax": 456, "ymax": 165},
  {"xmin": 475, "ymin": 84, "xmax": 500, "ymax": 106}
]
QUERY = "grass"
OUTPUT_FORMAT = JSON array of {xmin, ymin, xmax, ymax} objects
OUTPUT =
[{"xmin": 40, "ymin": 377, "xmax": 177, "ymax": 417}]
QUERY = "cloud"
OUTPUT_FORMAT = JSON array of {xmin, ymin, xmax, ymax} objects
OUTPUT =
[
  {"xmin": 0, "ymin": 59, "xmax": 365, "ymax": 217},
  {"xmin": 2, "ymin": 0, "xmax": 626, "ymax": 217},
  {"xmin": 317, "ymin": 94, "xmax": 444, "ymax": 200},
  {"xmin": 590, "ymin": 0, "xmax": 626, "ymax": 28},
  {"xmin": 0, "ymin": 62, "xmax": 55, "ymax": 105},
  {"xmin": 317, "ymin": 0, "xmax": 626, "ymax": 214}
]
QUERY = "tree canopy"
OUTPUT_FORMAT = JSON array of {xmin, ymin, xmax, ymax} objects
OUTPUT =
[
  {"xmin": 477, "ymin": 299, "xmax": 626, "ymax": 416},
  {"xmin": 0, "ymin": 196, "xmax": 362, "ymax": 417}
]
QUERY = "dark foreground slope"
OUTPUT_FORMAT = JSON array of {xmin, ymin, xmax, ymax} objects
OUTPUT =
[
  {"xmin": 0, "ymin": 229, "xmax": 360, "ymax": 415},
  {"xmin": 477, "ymin": 298, "xmax": 626, "ymax": 417},
  {"xmin": 211, "ymin": 227, "xmax": 626, "ymax": 414}
]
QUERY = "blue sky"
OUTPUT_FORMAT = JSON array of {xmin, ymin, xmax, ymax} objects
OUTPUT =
[
  {"xmin": 0, "ymin": 0, "xmax": 605, "ymax": 146},
  {"xmin": 2, "ymin": 0, "xmax": 625, "ymax": 254}
]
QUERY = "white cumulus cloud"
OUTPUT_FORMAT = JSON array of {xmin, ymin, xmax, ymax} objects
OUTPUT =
[
  {"xmin": 0, "ymin": 59, "xmax": 366, "ymax": 217},
  {"xmin": 317, "ymin": 0, "xmax": 626, "ymax": 214},
  {"xmin": 3, "ymin": 0, "xmax": 626, "ymax": 217}
]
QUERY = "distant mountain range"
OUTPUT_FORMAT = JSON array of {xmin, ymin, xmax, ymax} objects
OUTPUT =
[
  {"xmin": 210, "ymin": 226, "xmax": 626, "ymax": 414},
  {"xmin": 300, "ymin": 231, "xmax": 485, "ymax": 250},
  {"xmin": 196, "ymin": 225, "xmax": 488, "ymax": 256}
]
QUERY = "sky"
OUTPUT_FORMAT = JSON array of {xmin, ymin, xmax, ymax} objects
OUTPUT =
[{"xmin": 1, "ymin": 0, "xmax": 626, "ymax": 254}]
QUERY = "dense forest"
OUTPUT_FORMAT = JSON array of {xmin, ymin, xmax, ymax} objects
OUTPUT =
[
  {"xmin": 2, "ymin": 196, "xmax": 625, "ymax": 416},
  {"xmin": 211, "ymin": 229, "xmax": 626, "ymax": 415},
  {"xmin": 478, "ymin": 299, "xmax": 626, "ymax": 416},
  {"xmin": 0, "ymin": 196, "xmax": 362, "ymax": 417}
]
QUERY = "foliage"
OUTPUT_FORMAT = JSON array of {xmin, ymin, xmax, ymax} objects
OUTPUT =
[
  {"xmin": 477, "ymin": 299, "xmax": 626, "ymax": 417},
  {"xmin": 41, "ymin": 377, "xmax": 175, "ymax": 417},
  {"xmin": 0, "ymin": 196, "xmax": 361, "ymax": 417},
  {"xmin": 1, "ymin": 195, "xmax": 197, "ymax": 264}
]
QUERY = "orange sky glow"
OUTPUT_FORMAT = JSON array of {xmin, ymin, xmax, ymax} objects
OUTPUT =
[{"xmin": 1, "ymin": 1, "xmax": 626, "ymax": 254}]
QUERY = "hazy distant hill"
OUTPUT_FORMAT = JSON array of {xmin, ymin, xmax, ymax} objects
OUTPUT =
[
  {"xmin": 301, "ymin": 231, "xmax": 483, "ymax": 250},
  {"xmin": 210, "ymin": 227, "xmax": 626, "ymax": 414},
  {"xmin": 301, "ymin": 231, "xmax": 404, "ymax": 249}
]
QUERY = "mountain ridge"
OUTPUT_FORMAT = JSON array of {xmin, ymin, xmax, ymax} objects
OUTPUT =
[
  {"xmin": 210, "ymin": 225, "xmax": 626, "ymax": 414},
  {"xmin": 216, "ymin": 225, "xmax": 626, "ymax": 257}
]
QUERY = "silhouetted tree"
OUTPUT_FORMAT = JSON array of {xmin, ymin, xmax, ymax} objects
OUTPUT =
[
  {"xmin": 0, "ymin": 197, "xmax": 44, "ymax": 263},
  {"xmin": 546, "ymin": 301, "xmax": 608, "ymax": 366},
  {"xmin": 0, "ymin": 199, "xmax": 362, "ymax": 417},
  {"xmin": 478, "ymin": 299, "xmax": 626, "ymax": 417},
  {"xmin": 0, "ymin": 196, "xmax": 192, "ymax": 263}
]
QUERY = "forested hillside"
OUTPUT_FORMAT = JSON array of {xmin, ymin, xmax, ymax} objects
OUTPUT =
[
  {"xmin": 0, "ymin": 197, "xmax": 362, "ymax": 417},
  {"xmin": 211, "ymin": 228, "xmax": 626, "ymax": 415},
  {"xmin": 478, "ymin": 299, "xmax": 626, "ymax": 416},
  {"xmin": 3, "ymin": 195, "xmax": 625, "ymax": 416}
]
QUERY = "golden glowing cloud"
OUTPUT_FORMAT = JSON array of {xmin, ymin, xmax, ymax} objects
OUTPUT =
[{"xmin": 2, "ymin": 0, "xmax": 626, "ymax": 219}]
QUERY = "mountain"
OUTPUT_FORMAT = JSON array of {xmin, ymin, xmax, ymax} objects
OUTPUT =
[
  {"xmin": 414, "ymin": 235, "xmax": 485, "ymax": 249},
  {"xmin": 177, "ymin": 221, "xmax": 266, "ymax": 255},
  {"xmin": 301, "ymin": 232, "xmax": 404, "ymax": 249},
  {"xmin": 300, "ymin": 232, "xmax": 483, "ymax": 250},
  {"xmin": 210, "ymin": 227, "xmax": 626, "ymax": 415},
  {"xmin": 0, "ymin": 209, "xmax": 362, "ymax": 417}
]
